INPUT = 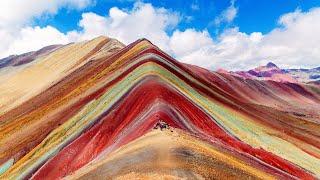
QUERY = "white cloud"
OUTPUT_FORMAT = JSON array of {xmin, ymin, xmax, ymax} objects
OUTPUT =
[
  {"xmin": 169, "ymin": 29, "xmax": 213, "ymax": 57},
  {"xmin": 5, "ymin": 26, "xmax": 69, "ymax": 56},
  {"xmin": 172, "ymin": 7, "xmax": 320, "ymax": 70},
  {"xmin": 0, "ymin": 0, "xmax": 94, "ymax": 57},
  {"xmin": 214, "ymin": 0, "xmax": 238, "ymax": 25},
  {"xmin": 174, "ymin": 28, "xmax": 264, "ymax": 70},
  {"xmin": 0, "ymin": 1, "xmax": 319, "ymax": 71},
  {"xmin": 68, "ymin": 2, "xmax": 180, "ymax": 52},
  {"xmin": 0, "ymin": 0, "xmax": 93, "ymax": 28},
  {"xmin": 0, "ymin": 1, "xmax": 180, "ymax": 58}
]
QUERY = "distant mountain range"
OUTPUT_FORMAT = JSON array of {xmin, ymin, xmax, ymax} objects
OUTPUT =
[{"xmin": 219, "ymin": 62, "xmax": 320, "ymax": 85}]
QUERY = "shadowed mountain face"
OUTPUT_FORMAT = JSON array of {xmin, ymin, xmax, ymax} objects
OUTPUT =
[{"xmin": 0, "ymin": 37, "xmax": 320, "ymax": 179}]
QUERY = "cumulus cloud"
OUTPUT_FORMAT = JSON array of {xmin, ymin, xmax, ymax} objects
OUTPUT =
[
  {"xmin": 0, "ymin": 1, "xmax": 319, "ymax": 71},
  {"xmin": 0, "ymin": 0, "xmax": 94, "ymax": 57},
  {"xmin": 176, "ymin": 7, "xmax": 320, "ymax": 70},
  {"xmin": 214, "ymin": 0, "xmax": 238, "ymax": 25},
  {"xmin": 5, "ymin": 26, "xmax": 69, "ymax": 56},
  {"xmin": 169, "ymin": 29, "xmax": 213, "ymax": 57},
  {"xmin": 68, "ymin": 2, "xmax": 180, "ymax": 52},
  {"xmin": 0, "ymin": 0, "xmax": 93, "ymax": 27}
]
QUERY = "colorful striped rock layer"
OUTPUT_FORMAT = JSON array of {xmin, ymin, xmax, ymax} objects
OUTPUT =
[{"xmin": 0, "ymin": 37, "xmax": 320, "ymax": 180}]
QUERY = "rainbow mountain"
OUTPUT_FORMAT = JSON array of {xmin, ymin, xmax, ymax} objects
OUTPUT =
[{"xmin": 0, "ymin": 36, "xmax": 320, "ymax": 179}]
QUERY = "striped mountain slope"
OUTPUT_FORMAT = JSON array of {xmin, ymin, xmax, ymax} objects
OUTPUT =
[{"xmin": 0, "ymin": 37, "xmax": 319, "ymax": 179}]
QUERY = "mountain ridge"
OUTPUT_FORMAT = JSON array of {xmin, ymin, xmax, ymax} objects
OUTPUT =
[
  {"xmin": 218, "ymin": 61, "xmax": 320, "ymax": 84},
  {"xmin": 0, "ymin": 37, "xmax": 319, "ymax": 179}
]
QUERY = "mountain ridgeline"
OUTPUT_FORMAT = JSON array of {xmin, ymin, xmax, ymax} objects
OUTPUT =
[{"xmin": 0, "ymin": 36, "xmax": 319, "ymax": 179}]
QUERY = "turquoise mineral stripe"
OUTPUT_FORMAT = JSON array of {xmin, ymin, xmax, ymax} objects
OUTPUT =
[{"xmin": 0, "ymin": 159, "xmax": 13, "ymax": 175}]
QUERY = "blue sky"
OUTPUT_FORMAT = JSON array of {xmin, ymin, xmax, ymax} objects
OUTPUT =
[
  {"xmin": 38, "ymin": 0, "xmax": 320, "ymax": 37},
  {"xmin": 0, "ymin": 0, "xmax": 320, "ymax": 70}
]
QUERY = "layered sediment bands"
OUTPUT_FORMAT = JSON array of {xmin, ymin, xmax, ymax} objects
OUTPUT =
[
  {"xmin": 64, "ymin": 129, "xmax": 276, "ymax": 180},
  {"xmin": 185, "ymin": 64, "xmax": 320, "ymax": 122},
  {"xmin": 0, "ymin": 44, "xmax": 63, "ymax": 69},
  {"xmin": 0, "ymin": 36, "xmax": 124, "ymax": 115},
  {"xmin": 0, "ymin": 37, "xmax": 320, "ymax": 179}
]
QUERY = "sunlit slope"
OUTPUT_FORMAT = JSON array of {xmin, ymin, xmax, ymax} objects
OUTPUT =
[
  {"xmin": 0, "ymin": 36, "xmax": 124, "ymax": 115},
  {"xmin": 65, "ymin": 129, "xmax": 276, "ymax": 180}
]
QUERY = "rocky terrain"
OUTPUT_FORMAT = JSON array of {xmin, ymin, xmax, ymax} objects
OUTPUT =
[{"xmin": 0, "ymin": 37, "xmax": 319, "ymax": 179}]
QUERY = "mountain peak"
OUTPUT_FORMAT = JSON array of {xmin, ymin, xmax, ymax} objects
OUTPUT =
[
  {"xmin": 1, "ymin": 36, "xmax": 320, "ymax": 179},
  {"xmin": 266, "ymin": 62, "xmax": 278, "ymax": 68}
]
